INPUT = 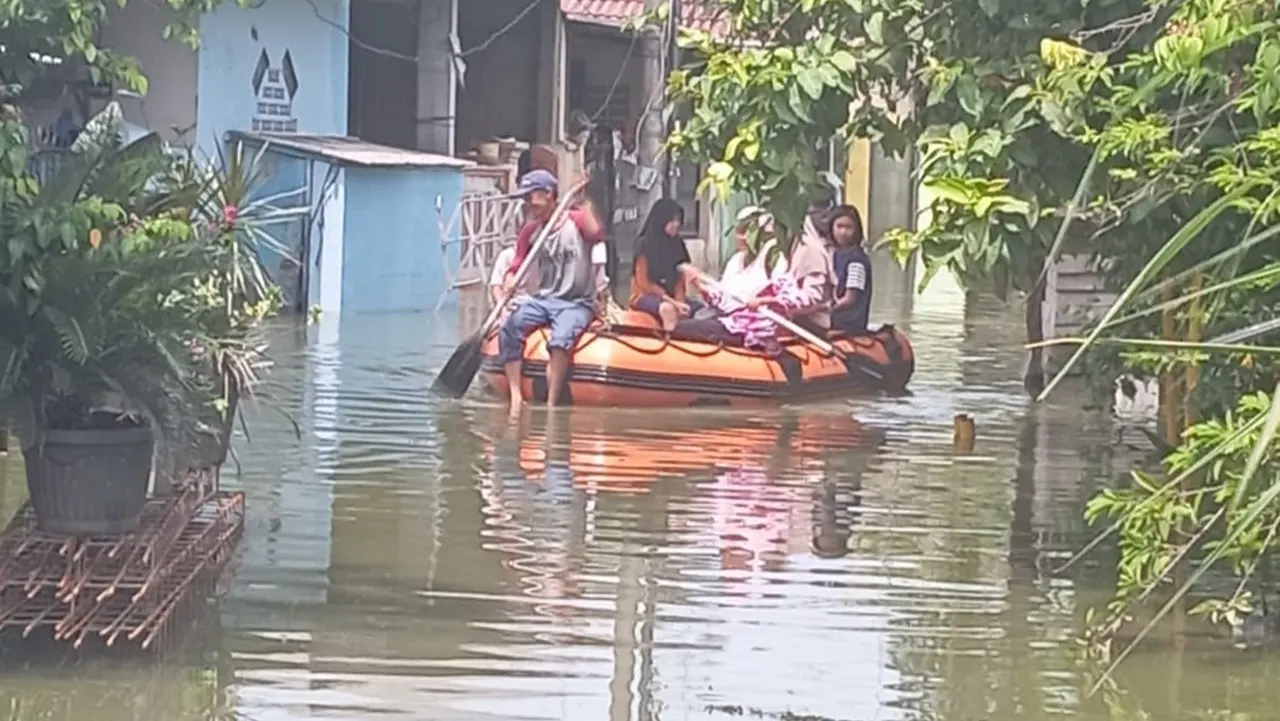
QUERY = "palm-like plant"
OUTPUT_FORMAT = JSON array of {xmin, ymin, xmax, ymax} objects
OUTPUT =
[
  {"xmin": 0, "ymin": 100, "xmax": 285, "ymax": 471},
  {"xmin": 0, "ymin": 238, "xmax": 216, "ymax": 449}
]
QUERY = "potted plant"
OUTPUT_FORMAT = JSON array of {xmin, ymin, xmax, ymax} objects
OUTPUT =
[
  {"xmin": 144, "ymin": 133, "xmax": 288, "ymax": 488},
  {"xmin": 0, "ymin": 231, "xmax": 217, "ymax": 534},
  {"xmin": 0, "ymin": 103, "xmax": 282, "ymax": 533}
]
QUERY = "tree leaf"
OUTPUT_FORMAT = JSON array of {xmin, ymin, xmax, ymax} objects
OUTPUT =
[
  {"xmin": 830, "ymin": 50, "xmax": 857, "ymax": 73},
  {"xmin": 797, "ymin": 68, "xmax": 824, "ymax": 100},
  {"xmin": 923, "ymin": 177, "xmax": 973, "ymax": 205},
  {"xmin": 956, "ymin": 76, "xmax": 983, "ymax": 118},
  {"xmin": 865, "ymin": 12, "xmax": 884, "ymax": 45}
]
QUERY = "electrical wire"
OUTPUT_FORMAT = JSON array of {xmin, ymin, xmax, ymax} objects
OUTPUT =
[
  {"xmin": 303, "ymin": 0, "xmax": 542, "ymax": 64},
  {"xmin": 587, "ymin": 28, "xmax": 640, "ymax": 124},
  {"xmin": 631, "ymin": 16, "xmax": 671, "ymax": 150},
  {"xmin": 458, "ymin": 0, "xmax": 543, "ymax": 58}
]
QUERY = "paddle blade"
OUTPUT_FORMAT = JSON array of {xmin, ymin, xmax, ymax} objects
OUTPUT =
[
  {"xmin": 842, "ymin": 356, "xmax": 885, "ymax": 383},
  {"xmin": 432, "ymin": 332, "xmax": 485, "ymax": 398}
]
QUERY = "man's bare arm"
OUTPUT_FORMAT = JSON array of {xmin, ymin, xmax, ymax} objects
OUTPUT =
[{"xmin": 575, "ymin": 198, "xmax": 604, "ymax": 242}]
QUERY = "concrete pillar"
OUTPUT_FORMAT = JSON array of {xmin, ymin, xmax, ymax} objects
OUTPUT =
[
  {"xmin": 868, "ymin": 144, "xmax": 917, "ymax": 321},
  {"xmin": 416, "ymin": 0, "xmax": 456, "ymax": 154},
  {"xmin": 535, "ymin": 1, "xmax": 566, "ymax": 143}
]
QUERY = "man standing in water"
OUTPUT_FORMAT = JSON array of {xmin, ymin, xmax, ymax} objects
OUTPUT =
[{"xmin": 498, "ymin": 169, "xmax": 603, "ymax": 415}]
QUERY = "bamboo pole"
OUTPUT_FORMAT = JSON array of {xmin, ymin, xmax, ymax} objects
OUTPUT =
[
  {"xmin": 1184, "ymin": 271, "xmax": 1204, "ymax": 429},
  {"xmin": 1160, "ymin": 283, "xmax": 1181, "ymax": 447}
]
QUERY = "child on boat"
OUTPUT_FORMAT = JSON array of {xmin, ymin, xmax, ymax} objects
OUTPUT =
[
  {"xmin": 827, "ymin": 204, "xmax": 873, "ymax": 335},
  {"xmin": 629, "ymin": 199, "xmax": 701, "ymax": 330},
  {"xmin": 786, "ymin": 192, "xmax": 840, "ymax": 335},
  {"xmin": 716, "ymin": 205, "xmax": 789, "ymax": 304},
  {"xmin": 678, "ymin": 208, "xmax": 807, "ymax": 354}
]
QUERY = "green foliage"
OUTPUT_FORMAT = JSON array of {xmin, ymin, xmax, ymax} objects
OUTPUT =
[
  {"xmin": 0, "ymin": 0, "xmax": 234, "ymax": 102},
  {"xmin": 0, "ymin": 0, "xmax": 283, "ymax": 472},
  {"xmin": 1033, "ymin": 0, "xmax": 1280, "ymax": 411},
  {"xmin": 1002, "ymin": 0, "xmax": 1280, "ymax": 686},
  {"xmin": 0, "ymin": 101, "xmax": 281, "ymax": 465},
  {"xmin": 668, "ymin": 29, "xmax": 862, "ymax": 236},
  {"xmin": 667, "ymin": 0, "xmax": 1139, "ymax": 300},
  {"xmin": 1080, "ymin": 389, "xmax": 1280, "ymax": 686}
]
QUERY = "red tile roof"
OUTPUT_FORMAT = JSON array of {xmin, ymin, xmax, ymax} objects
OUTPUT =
[{"xmin": 560, "ymin": 0, "xmax": 727, "ymax": 35}]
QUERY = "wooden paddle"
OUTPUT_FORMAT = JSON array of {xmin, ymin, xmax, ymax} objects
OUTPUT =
[
  {"xmin": 679, "ymin": 264, "xmax": 884, "ymax": 383},
  {"xmin": 433, "ymin": 177, "xmax": 588, "ymax": 398}
]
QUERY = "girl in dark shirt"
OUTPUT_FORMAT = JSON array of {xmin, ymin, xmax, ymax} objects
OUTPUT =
[
  {"xmin": 629, "ymin": 199, "xmax": 694, "ymax": 330},
  {"xmin": 828, "ymin": 205, "xmax": 873, "ymax": 335}
]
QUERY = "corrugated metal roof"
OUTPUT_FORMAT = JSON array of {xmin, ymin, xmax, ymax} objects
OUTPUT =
[
  {"xmin": 229, "ymin": 132, "xmax": 473, "ymax": 169},
  {"xmin": 560, "ymin": 0, "xmax": 727, "ymax": 34}
]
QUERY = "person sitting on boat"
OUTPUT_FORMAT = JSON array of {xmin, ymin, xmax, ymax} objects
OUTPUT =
[
  {"xmin": 489, "ymin": 245, "xmax": 518, "ymax": 307},
  {"xmin": 786, "ymin": 193, "xmax": 840, "ymax": 335},
  {"xmin": 629, "ymin": 199, "xmax": 699, "ymax": 330},
  {"xmin": 498, "ymin": 170, "xmax": 603, "ymax": 414},
  {"xmin": 827, "ymin": 204, "xmax": 874, "ymax": 335},
  {"xmin": 492, "ymin": 242, "xmax": 586, "ymax": 320},
  {"xmin": 677, "ymin": 211, "xmax": 809, "ymax": 355},
  {"xmin": 718, "ymin": 205, "xmax": 789, "ymax": 299}
]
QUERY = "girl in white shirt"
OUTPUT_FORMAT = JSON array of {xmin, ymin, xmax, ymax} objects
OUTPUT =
[{"xmin": 708, "ymin": 206, "xmax": 789, "ymax": 310}]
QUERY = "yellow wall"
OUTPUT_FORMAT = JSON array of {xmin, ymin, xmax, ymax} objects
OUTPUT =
[{"xmin": 844, "ymin": 137, "xmax": 871, "ymax": 216}]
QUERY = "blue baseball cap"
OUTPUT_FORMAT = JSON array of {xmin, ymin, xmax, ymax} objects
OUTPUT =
[{"xmin": 512, "ymin": 169, "xmax": 558, "ymax": 197}]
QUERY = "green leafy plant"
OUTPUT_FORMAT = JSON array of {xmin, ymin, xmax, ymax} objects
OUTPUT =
[
  {"xmin": 664, "ymin": 0, "xmax": 1153, "ymax": 390},
  {"xmin": 0, "ymin": 99, "xmax": 284, "ymax": 465}
]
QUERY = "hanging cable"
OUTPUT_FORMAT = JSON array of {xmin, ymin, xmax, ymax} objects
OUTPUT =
[{"xmin": 302, "ymin": 0, "xmax": 542, "ymax": 64}]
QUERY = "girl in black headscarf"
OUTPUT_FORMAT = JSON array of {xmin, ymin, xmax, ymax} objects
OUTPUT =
[{"xmin": 629, "ymin": 199, "xmax": 696, "ymax": 330}]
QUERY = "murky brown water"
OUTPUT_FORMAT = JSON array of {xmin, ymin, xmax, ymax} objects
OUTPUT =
[{"xmin": 0, "ymin": 265, "xmax": 1275, "ymax": 720}]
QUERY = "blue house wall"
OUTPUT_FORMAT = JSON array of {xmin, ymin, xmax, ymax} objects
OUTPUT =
[
  {"xmin": 341, "ymin": 167, "xmax": 465, "ymax": 315},
  {"xmin": 197, "ymin": 0, "xmax": 465, "ymax": 317},
  {"xmin": 196, "ymin": 0, "xmax": 349, "ymax": 157}
]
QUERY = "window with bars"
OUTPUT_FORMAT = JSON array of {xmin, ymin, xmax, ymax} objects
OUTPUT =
[{"xmin": 580, "ymin": 85, "xmax": 630, "ymax": 129}]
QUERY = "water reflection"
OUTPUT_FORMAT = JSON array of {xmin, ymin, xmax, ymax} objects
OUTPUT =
[
  {"xmin": 452, "ymin": 406, "xmax": 894, "ymax": 720},
  {"xmin": 0, "ymin": 654, "xmax": 231, "ymax": 719},
  {"xmin": 4, "ymin": 271, "xmax": 1280, "ymax": 720}
]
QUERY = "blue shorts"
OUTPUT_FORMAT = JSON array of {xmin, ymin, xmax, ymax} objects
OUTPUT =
[
  {"xmin": 498, "ymin": 296, "xmax": 595, "ymax": 364},
  {"xmin": 632, "ymin": 294, "xmax": 703, "ymax": 320}
]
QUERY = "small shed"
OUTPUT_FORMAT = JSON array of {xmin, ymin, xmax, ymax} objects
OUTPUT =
[{"xmin": 226, "ymin": 132, "xmax": 472, "ymax": 316}]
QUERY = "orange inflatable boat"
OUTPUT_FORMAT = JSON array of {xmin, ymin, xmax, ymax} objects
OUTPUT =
[{"xmin": 479, "ymin": 311, "xmax": 914, "ymax": 407}]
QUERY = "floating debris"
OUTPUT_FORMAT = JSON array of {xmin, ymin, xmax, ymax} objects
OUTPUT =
[{"xmin": 954, "ymin": 413, "xmax": 976, "ymax": 452}]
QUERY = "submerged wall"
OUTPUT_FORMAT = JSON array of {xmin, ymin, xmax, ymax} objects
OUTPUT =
[{"xmin": 341, "ymin": 166, "xmax": 465, "ymax": 314}]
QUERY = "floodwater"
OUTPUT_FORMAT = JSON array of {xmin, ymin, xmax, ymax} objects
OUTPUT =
[{"xmin": 0, "ymin": 264, "xmax": 1277, "ymax": 721}]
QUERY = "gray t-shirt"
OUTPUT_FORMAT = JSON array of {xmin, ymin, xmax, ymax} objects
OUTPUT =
[{"xmin": 532, "ymin": 217, "xmax": 596, "ymax": 305}]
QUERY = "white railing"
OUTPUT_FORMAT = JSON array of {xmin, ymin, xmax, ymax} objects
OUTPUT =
[{"xmin": 436, "ymin": 191, "xmax": 524, "ymax": 311}]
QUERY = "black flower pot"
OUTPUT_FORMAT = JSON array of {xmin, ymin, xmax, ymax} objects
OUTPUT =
[
  {"xmin": 156, "ymin": 389, "xmax": 241, "ymax": 496},
  {"xmin": 23, "ymin": 426, "xmax": 154, "ymax": 535}
]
